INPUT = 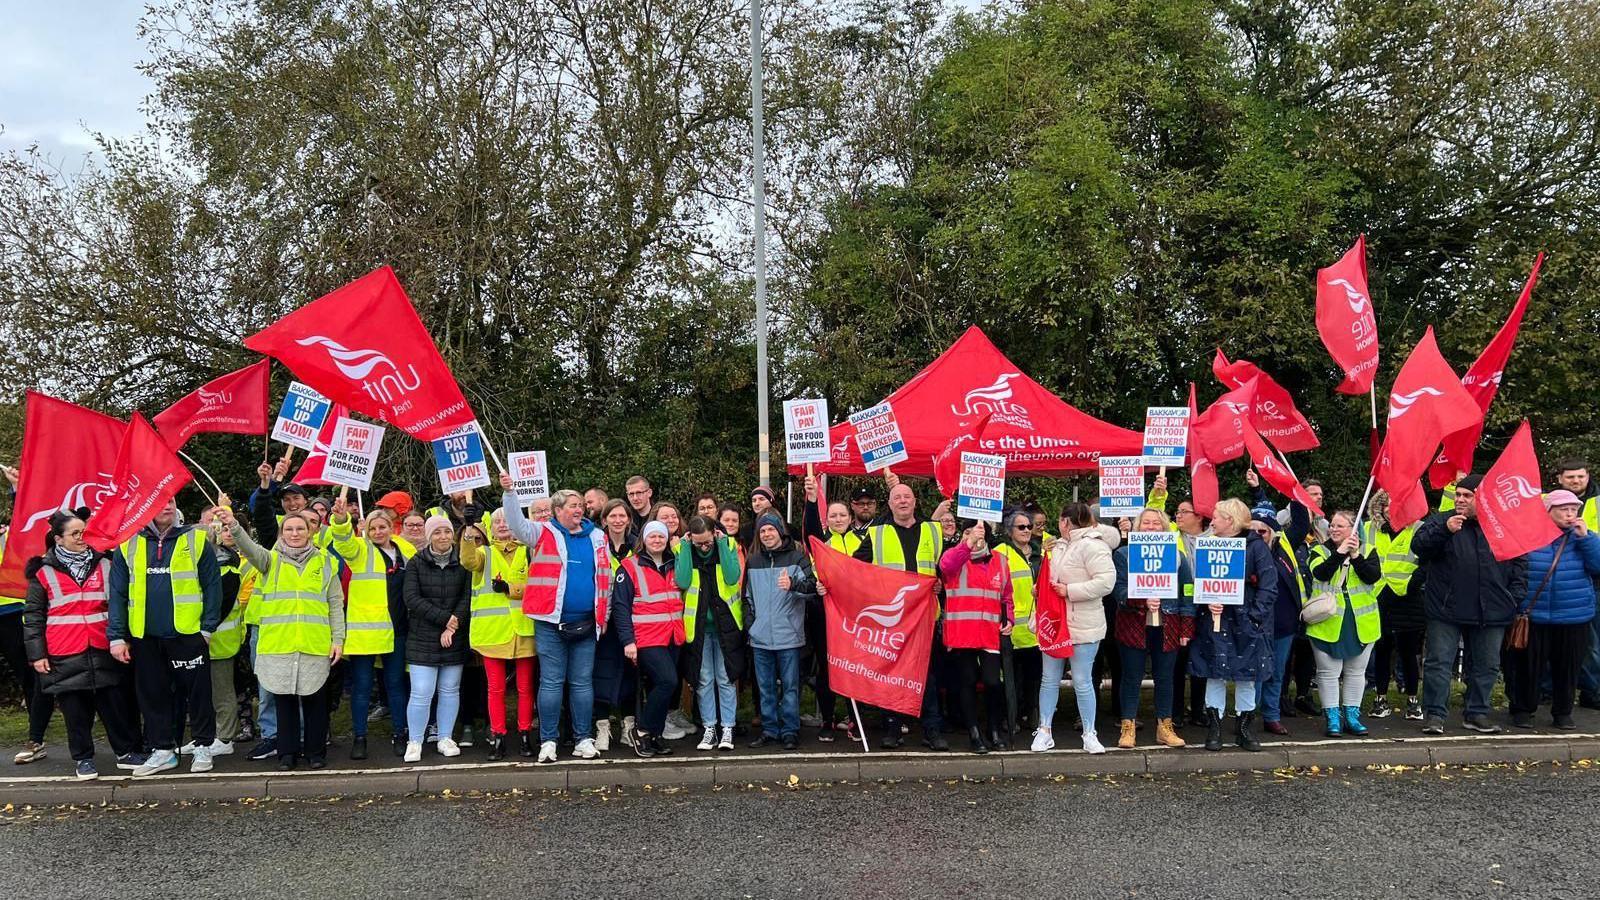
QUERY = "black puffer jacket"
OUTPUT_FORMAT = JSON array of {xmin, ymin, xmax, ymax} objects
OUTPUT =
[
  {"xmin": 403, "ymin": 549, "xmax": 472, "ymax": 666},
  {"xmin": 23, "ymin": 549, "xmax": 126, "ymax": 694},
  {"xmin": 1412, "ymin": 512, "xmax": 1528, "ymax": 627}
]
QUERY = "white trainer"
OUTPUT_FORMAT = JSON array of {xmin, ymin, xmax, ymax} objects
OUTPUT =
[
  {"xmin": 189, "ymin": 746, "xmax": 214, "ymax": 773},
  {"xmin": 437, "ymin": 738, "xmax": 461, "ymax": 758},
  {"xmin": 537, "ymin": 741, "xmax": 558, "ymax": 763},
  {"xmin": 620, "ymin": 716, "xmax": 637, "ymax": 748},
  {"xmin": 573, "ymin": 738, "xmax": 599, "ymax": 759},
  {"xmin": 595, "ymin": 719, "xmax": 613, "ymax": 751},
  {"xmin": 696, "ymin": 727, "xmax": 716, "ymax": 751},
  {"xmin": 1082, "ymin": 731, "xmax": 1106, "ymax": 755},
  {"xmin": 209, "ymin": 739, "xmax": 235, "ymax": 756},
  {"xmin": 178, "ymin": 741, "xmax": 200, "ymax": 756},
  {"xmin": 661, "ymin": 717, "xmax": 692, "ymax": 741},
  {"xmin": 717, "ymin": 726, "xmax": 735, "ymax": 751},
  {"xmin": 1030, "ymin": 727, "xmax": 1055, "ymax": 753},
  {"xmin": 403, "ymin": 741, "xmax": 423, "ymax": 763}
]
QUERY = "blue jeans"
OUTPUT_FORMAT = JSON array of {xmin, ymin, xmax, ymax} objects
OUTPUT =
[
  {"xmin": 406, "ymin": 664, "xmax": 463, "ymax": 744},
  {"xmin": 1039, "ymin": 642, "xmax": 1100, "ymax": 731},
  {"xmin": 753, "ymin": 647, "xmax": 801, "ymax": 739},
  {"xmin": 1579, "ymin": 615, "xmax": 1600, "ymax": 695},
  {"xmin": 535, "ymin": 627, "xmax": 596, "ymax": 743},
  {"xmin": 697, "ymin": 636, "xmax": 738, "ymax": 727},
  {"xmin": 1119, "ymin": 629, "xmax": 1179, "ymax": 719},
  {"xmin": 1257, "ymin": 634, "xmax": 1295, "ymax": 723},
  {"xmin": 249, "ymin": 627, "xmax": 276, "ymax": 740},
  {"xmin": 1205, "ymin": 678, "xmax": 1258, "ymax": 713},
  {"xmin": 1422, "ymin": 620, "xmax": 1504, "ymax": 719},
  {"xmin": 347, "ymin": 646, "xmax": 408, "ymax": 739}
]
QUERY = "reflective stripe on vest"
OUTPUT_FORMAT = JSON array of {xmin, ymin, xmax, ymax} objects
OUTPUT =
[
  {"xmin": 209, "ymin": 562, "xmax": 249, "ymax": 660},
  {"xmin": 38, "ymin": 559, "xmax": 113, "ymax": 656},
  {"xmin": 943, "ymin": 563, "xmax": 1004, "ymax": 651},
  {"xmin": 868, "ymin": 522, "xmax": 941, "ymax": 577},
  {"xmin": 342, "ymin": 541, "xmax": 395, "ymax": 656},
  {"xmin": 992, "ymin": 543, "xmax": 1037, "ymax": 649},
  {"xmin": 684, "ymin": 558, "xmax": 743, "ymax": 645},
  {"xmin": 1376, "ymin": 526, "xmax": 1418, "ymax": 596},
  {"xmin": 521, "ymin": 527, "xmax": 611, "ymax": 631},
  {"xmin": 1305, "ymin": 546, "xmax": 1381, "ymax": 645},
  {"xmin": 471, "ymin": 543, "xmax": 532, "ymax": 648},
  {"xmin": 123, "ymin": 529, "xmax": 207, "ymax": 638},
  {"xmin": 256, "ymin": 550, "xmax": 333, "ymax": 656},
  {"xmin": 622, "ymin": 556, "xmax": 686, "ymax": 648}
]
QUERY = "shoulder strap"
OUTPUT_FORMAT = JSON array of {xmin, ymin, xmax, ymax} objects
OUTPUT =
[{"xmin": 1524, "ymin": 535, "xmax": 1569, "ymax": 614}]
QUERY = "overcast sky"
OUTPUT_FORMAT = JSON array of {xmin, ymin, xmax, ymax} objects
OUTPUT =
[{"xmin": 0, "ymin": 2, "xmax": 154, "ymax": 163}]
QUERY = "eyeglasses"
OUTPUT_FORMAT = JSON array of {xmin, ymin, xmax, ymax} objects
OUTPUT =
[
  {"xmin": 1012, "ymin": 524, "xmax": 1032, "ymax": 531},
  {"xmin": 626, "ymin": 490, "xmax": 650, "ymax": 498}
]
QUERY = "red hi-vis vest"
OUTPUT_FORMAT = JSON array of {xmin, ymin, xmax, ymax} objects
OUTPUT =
[
  {"xmin": 37, "ymin": 558, "xmax": 113, "ymax": 656},
  {"xmin": 522, "ymin": 525, "xmax": 612, "ymax": 633},
  {"xmin": 942, "ymin": 557, "xmax": 1006, "ymax": 651},
  {"xmin": 620, "ymin": 557, "xmax": 685, "ymax": 648}
]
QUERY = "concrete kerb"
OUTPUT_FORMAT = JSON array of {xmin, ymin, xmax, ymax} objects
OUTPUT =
[{"xmin": 7, "ymin": 733, "xmax": 1600, "ymax": 807}]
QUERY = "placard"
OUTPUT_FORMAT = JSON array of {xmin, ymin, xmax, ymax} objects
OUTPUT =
[
  {"xmin": 270, "ymin": 382, "xmax": 331, "ymax": 451},
  {"xmin": 956, "ymin": 452, "xmax": 1006, "ymax": 522},
  {"xmin": 1126, "ymin": 531, "xmax": 1180, "ymax": 600},
  {"xmin": 323, "ymin": 417, "xmax": 384, "ymax": 492},
  {"xmin": 507, "ymin": 451, "xmax": 549, "ymax": 505},
  {"xmin": 1141, "ymin": 406, "xmax": 1190, "ymax": 468},
  {"xmin": 1193, "ymin": 536, "xmax": 1246, "ymax": 605},
  {"xmin": 1097, "ymin": 455, "xmax": 1145, "ymax": 519},
  {"xmin": 848, "ymin": 402, "xmax": 908, "ymax": 473},
  {"xmin": 432, "ymin": 422, "xmax": 490, "ymax": 494},
  {"xmin": 783, "ymin": 398, "xmax": 832, "ymax": 466}
]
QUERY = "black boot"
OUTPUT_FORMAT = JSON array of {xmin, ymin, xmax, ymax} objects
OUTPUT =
[
  {"xmin": 1204, "ymin": 708, "xmax": 1223, "ymax": 752},
  {"xmin": 519, "ymin": 731, "xmax": 535, "ymax": 757},
  {"xmin": 392, "ymin": 734, "xmax": 407, "ymax": 758},
  {"xmin": 487, "ymin": 733, "xmax": 505, "ymax": 761},
  {"xmin": 922, "ymin": 731, "xmax": 949, "ymax": 752},
  {"xmin": 968, "ymin": 727, "xmax": 989, "ymax": 755},
  {"xmin": 350, "ymin": 736, "xmax": 368, "ymax": 761},
  {"xmin": 649, "ymin": 735, "xmax": 673, "ymax": 757},
  {"xmin": 1236, "ymin": 711, "xmax": 1262, "ymax": 752},
  {"xmin": 989, "ymin": 729, "xmax": 1010, "ymax": 752}
]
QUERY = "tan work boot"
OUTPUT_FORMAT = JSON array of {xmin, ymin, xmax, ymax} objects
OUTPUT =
[
  {"xmin": 1117, "ymin": 719, "xmax": 1137, "ymax": 749},
  {"xmin": 1156, "ymin": 717, "xmax": 1186, "ymax": 748}
]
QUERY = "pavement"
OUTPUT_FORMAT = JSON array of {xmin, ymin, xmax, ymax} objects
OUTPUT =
[
  {"xmin": 3, "ymin": 761, "xmax": 1596, "ymax": 899},
  {"xmin": 6, "ymin": 700, "xmax": 1600, "ymax": 807}
]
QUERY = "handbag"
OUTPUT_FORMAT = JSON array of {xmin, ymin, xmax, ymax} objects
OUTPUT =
[
  {"xmin": 1506, "ymin": 535, "xmax": 1567, "ymax": 651},
  {"xmin": 1300, "ymin": 563, "xmax": 1346, "ymax": 625}
]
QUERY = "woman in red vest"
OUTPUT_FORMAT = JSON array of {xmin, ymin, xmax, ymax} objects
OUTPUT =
[
  {"xmin": 613, "ymin": 521, "xmax": 685, "ymax": 756},
  {"xmin": 23, "ymin": 511, "xmax": 140, "ymax": 780},
  {"xmin": 939, "ymin": 521, "xmax": 1014, "ymax": 754}
]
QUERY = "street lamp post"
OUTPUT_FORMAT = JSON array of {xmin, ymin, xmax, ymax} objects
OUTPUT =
[{"xmin": 751, "ymin": 0, "xmax": 771, "ymax": 488}]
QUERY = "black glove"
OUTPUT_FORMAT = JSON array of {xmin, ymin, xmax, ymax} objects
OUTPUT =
[{"xmin": 492, "ymin": 576, "xmax": 510, "ymax": 595}]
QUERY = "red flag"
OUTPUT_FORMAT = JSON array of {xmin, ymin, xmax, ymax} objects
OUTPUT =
[
  {"xmin": 809, "ymin": 537, "xmax": 937, "ymax": 717},
  {"xmin": 1212, "ymin": 350, "xmax": 1320, "ymax": 452},
  {"xmin": 1033, "ymin": 577, "xmax": 1073, "ymax": 659},
  {"xmin": 1315, "ymin": 235, "xmax": 1379, "ymax": 395},
  {"xmin": 290, "ymin": 404, "xmax": 351, "ymax": 487},
  {"xmin": 1376, "ymin": 327, "xmax": 1482, "ymax": 524},
  {"xmin": 1243, "ymin": 427, "xmax": 1325, "ymax": 518},
  {"xmin": 83, "ymin": 414, "xmax": 194, "ymax": 552},
  {"xmin": 1429, "ymin": 254, "xmax": 1543, "ymax": 489},
  {"xmin": 1476, "ymin": 421, "xmax": 1561, "ymax": 560},
  {"xmin": 1191, "ymin": 376, "xmax": 1257, "ymax": 464},
  {"xmin": 1187, "ymin": 383, "xmax": 1218, "ymax": 518},
  {"xmin": 152, "ymin": 359, "xmax": 272, "ymax": 450},
  {"xmin": 1387, "ymin": 482, "xmax": 1433, "ymax": 531},
  {"xmin": 0, "ymin": 394, "xmax": 126, "ymax": 596},
  {"xmin": 244, "ymin": 267, "xmax": 475, "ymax": 441},
  {"xmin": 933, "ymin": 413, "xmax": 993, "ymax": 500}
]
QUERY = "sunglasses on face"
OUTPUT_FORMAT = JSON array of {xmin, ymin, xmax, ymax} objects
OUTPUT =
[{"xmin": 1012, "ymin": 524, "xmax": 1032, "ymax": 531}]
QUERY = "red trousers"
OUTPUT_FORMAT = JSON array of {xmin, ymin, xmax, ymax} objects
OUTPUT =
[{"xmin": 483, "ymin": 656, "xmax": 535, "ymax": 734}]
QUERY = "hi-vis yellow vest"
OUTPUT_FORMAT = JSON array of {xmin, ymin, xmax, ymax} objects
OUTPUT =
[
  {"xmin": 992, "ymin": 543, "xmax": 1038, "ymax": 648},
  {"xmin": 471, "ymin": 542, "xmax": 533, "ymax": 648},
  {"xmin": 1375, "ymin": 525, "xmax": 1418, "ymax": 596},
  {"xmin": 329, "ymin": 519, "xmax": 397, "ymax": 656},
  {"xmin": 121, "ymin": 529, "xmax": 207, "ymax": 638},
  {"xmin": 868, "ymin": 522, "xmax": 941, "ymax": 577},
  {"xmin": 684, "ymin": 551, "xmax": 742, "ymax": 644},
  {"xmin": 209, "ymin": 561, "xmax": 256, "ymax": 660},
  {"xmin": 1306, "ymin": 546, "xmax": 1381, "ymax": 645},
  {"xmin": 828, "ymin": 530, "xmax": 863, "ymax": 556},
  {"xmin": 255, "ymin": 549, "xmax": 334, "ymax": 656}
]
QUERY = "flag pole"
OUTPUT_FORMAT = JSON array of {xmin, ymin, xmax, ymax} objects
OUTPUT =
[
  {"xmin": 474, "ymin": 423, "xmax": 507, "ymax": 476},
  {"xmin": 851, "ymin": 699, "xmax": 870, "ymax": 753},
  {"xmin": 177, "ymin": 450, "xmax": 225, "ymax": 504}
]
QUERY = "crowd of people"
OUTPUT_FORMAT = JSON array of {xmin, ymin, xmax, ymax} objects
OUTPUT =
[{"xmin": 2, "ymin": 453, "xmax": 1597, "ymax": 780}]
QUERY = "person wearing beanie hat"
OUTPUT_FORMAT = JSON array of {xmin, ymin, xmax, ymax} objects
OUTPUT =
[
  {"xmin": 398, "ymin": 514, "xmax": 471, "ymax": 763},
  {"xmin": 742, "ymin": 511, "xmax": 815, "ymax": 751},
  {"xmin": 1242, "ymin": 497, "xmax": 1310, "ymax": 739},
  {"xmin": 1503, "ymin": 488, "xmax": 1600, "ymax": 729},
  {"xmin": 611, "ymin": 520, "xmax": 683, "ymax": 757},
  {"xmin": 1412, "ymin": 475, "xmax": 1528, "ymax": 735}
]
